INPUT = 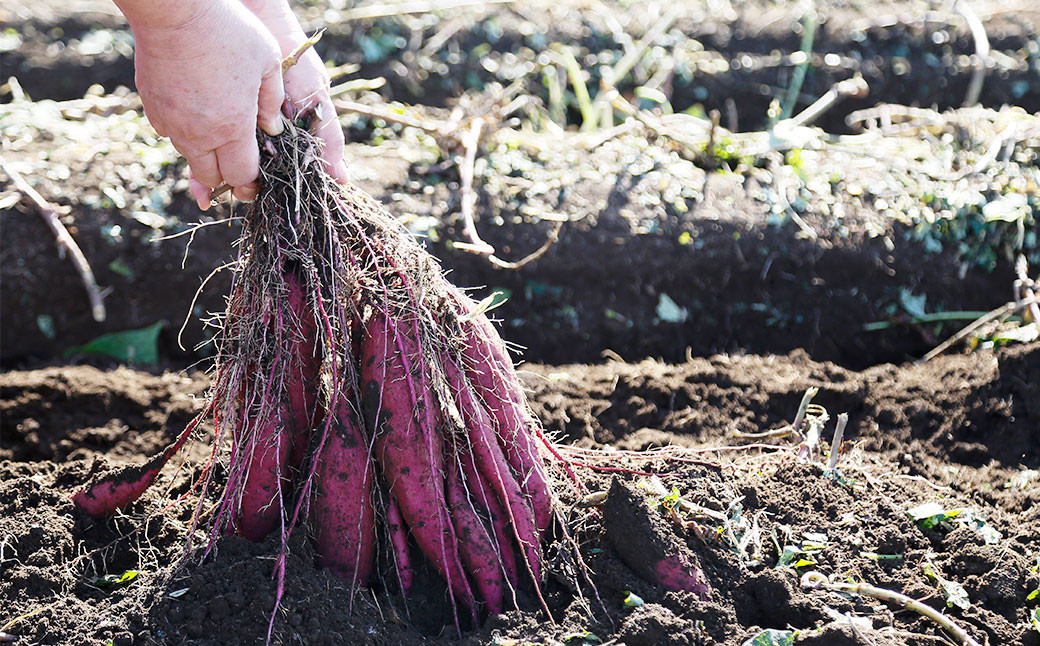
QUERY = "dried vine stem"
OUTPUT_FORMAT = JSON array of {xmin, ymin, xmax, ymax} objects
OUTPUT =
[
  {"xmin": 801, "ymin": 571, "xmax": 982, "ymax": 646},
  {"xmin": 454, "ymin": 117, "xmax": 564, "ymax": 270},
  {"xmin": 920, "ymin": 293, "xmax": 1040, "ymax": 362},
  {"xmin": 0, "ymin": 154, "xmax": 106, "ymax": 322}
]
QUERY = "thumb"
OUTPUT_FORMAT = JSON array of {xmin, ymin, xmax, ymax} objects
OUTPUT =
[
  {"xmin": 188, "ymin": 172, "xmax": 212, "ymax": 211},
  {"xmin": 257, "ymin": 65, "xmax": 286, "ymax": 136}
]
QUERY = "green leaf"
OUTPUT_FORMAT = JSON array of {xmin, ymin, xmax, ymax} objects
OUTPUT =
[
  {"xmin": 939, "ymin": 578, "xmax": 971, "ymax": 610},
  {"xmin": 776, "ymin": 545, "xmax": 801, "ymax": 567},
  {"xmin": 742, "ymin": 628, "xmax": 797, "ymax": 646},
  {"xmin": 36, "ymin": 314, "xmax": 56, "ymax": 340},
  {"xmin": 95, "ymin": 569, "xmax": 140, "ymax": 588},
  {"xmin": 1026, "ymin": 589, "xmax": 1038, "ymax": 601},
  {"xmin": 656, "ymin": 293, "xmax": 688, "ymax": 324},
  {"xmin": 65, "ymin": 321, "xmax": 164, "ymax": 365},
  {"xmin": 488, "ymin": 288, "xmax": 512, "ymax": 310},
  {"xmin": 108, "ymin": 258, "xmax": 134, "ymax": 279},
  {"xmin": 1031, "ymin": 607, "xmax": 1040, "ymax": 634},
  {"xmin": 906, "ymin": 502, "xmax": 955, "ymax": 529},
  {"xmin": 623, "ymin": 591, "xmax": 645, "ymax": 608},
  {"xmin": 898, "ymin": 288, "xmax": 928, "ymax": 319},
  {"xmin": 922, "ymin": 562, "xmax": 970, "ymax": 610}
]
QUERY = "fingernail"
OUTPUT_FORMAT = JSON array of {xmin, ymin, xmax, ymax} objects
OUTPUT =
[
  {"xmin": 261, "ymin": 118, "xmax": 285, "ymax": 137},
  {"xmin": 189, "ymin": 178, "xmax": 211, "ymax": 211}
]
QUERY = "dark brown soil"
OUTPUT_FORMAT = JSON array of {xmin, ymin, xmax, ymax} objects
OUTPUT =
[{"xmin": 2, "ymin": 344, "xmax": 1038, "ymax": 646}]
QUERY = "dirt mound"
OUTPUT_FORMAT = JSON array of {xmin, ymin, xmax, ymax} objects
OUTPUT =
[{"xmin": 2, "ymin": 345, "xmax": 1037, "ymax": 645}]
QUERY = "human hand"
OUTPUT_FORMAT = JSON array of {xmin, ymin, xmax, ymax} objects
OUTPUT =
[
  {"xmin": 125, "ymin": 0, "xmax": 286, "ymax": 209},
  {"xmin": 243, "ymin": 0, "xmax": 348, "ymax": 183}
]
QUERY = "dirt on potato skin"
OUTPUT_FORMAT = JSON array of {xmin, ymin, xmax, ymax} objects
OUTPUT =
[{"xmin": 2, "ymin": 344, "xmax": 1038, "ymax": 646}]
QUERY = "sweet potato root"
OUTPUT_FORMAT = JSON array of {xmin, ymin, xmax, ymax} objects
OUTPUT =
[
  {"xmin": 73, "ymin": 410, "xmax": 203, "ymax": 516},
  {"xmin": 283, "ymin": 271, "xmax": 321, "ymax": 472},
  {"xmin": 445, "ymin": 358, "xmax": 541, "ymax": 586},
  {"xmin": 453, "ymin": 296, "xmax": 555, "ymax": 536},
  {"xmin": 362, "ymin": 312, "xmax": 476, "ymax": 618},
  {"xmin": 456, "ymin": 444, "xmax": 519, "ymax": 591},
  {"xmin": 386, "ymin": 495, "xmax": 414, "ymax": 594},
  {"xmin": 310, "ymin": 385, "xmax": 376, "ymax": 585},
  {"xmin": 445, "ymin": 453, "xmax": 506, "ymax": 615},
  {"xmin": 603, "ymin": 478, "xmax": 711, "ymax": 602},
  {"xmin": 234, "ymin": 406, "xmax": 291, "ymax": 542}
]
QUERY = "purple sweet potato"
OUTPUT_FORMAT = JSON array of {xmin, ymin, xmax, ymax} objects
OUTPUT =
[
  {"xmin": 234, "ymin": 408, "xmax": 292, "ymax": 542},
  {"xmin": 361, "ymin": 311, "xmax": 476, "ymax": 618},
  {"xmin": 444, "ymin": 358, "xmax": 540, "ymax": 586},
  {"xmin": 310, "ymin": 384, "xmax": 376, "ymax": 585},
  {"xmin": 445, "ymin": 452, "xmax": 506, "ymax": 615},
  {"xmin": 456, "ymin": 444, "xmax": 519, "ymax": 591},
  {"xmin": 74, "ymin": 411, "xmax": 203, "ymax": 516},
  {"xmin": 283, "ymin": 271, "xmax": 322, "ymax": 472},
  {"xmin": 602, "ymin": 478, "xmax": 711, "ymax": 602},
  {"xmin": 386, "ymin": 495, "xmax": 414, "ymax": 593},
  {"xmin": 451, "ymin": 292, "xmax": 556, "ymax": 536}
]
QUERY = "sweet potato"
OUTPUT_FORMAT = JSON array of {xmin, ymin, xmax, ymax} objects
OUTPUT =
[
  {"xmin": 456, "ymin": 445, "xmax": 519, "ymax": 591},
  {"xmin": 602, "ymin": 478, "xmax": 711, "ymax": 602},
  {"xmin": 386, "ymin": 495, "xmax": 413, "ymax": 593},
  {"xmin": 452, "ymin": 295, "xmax": 555, "ymax": 536},
  {"xmin": 361, "ymin": 312, "xmax": 476, "ymax": 619},
  {"xmin": 310, "ymin": 385, "xmax": 376, "ymax": 585},
  {"xmin": 445, "ymin": 453, "xmax": 506, "ymax": 615},
  {"xmin": 651, "ymin": 556, "xmax": 712, "ymax": 600},
  {"xmin": 235, "ymin": 405, "xmax": 292, "ymax": 542},
  {"xmin": 74, "ymin": 410, "xmax": 203, "ymax": 516},
  {"xmin": 444, "ymin": 359, "xmax": 540, "ymax": 586},
  {"xmin": 283, "ymin": 271, "xmax": 321, "ymax": 472}
]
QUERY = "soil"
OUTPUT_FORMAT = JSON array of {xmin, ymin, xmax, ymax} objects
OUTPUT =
[
  {"xmin": 3, "ymin": 0, "xmax": 1037, "ymax": 370},
  {"xmin": 2, "ymin": 345, "xmax": 1039, "ymax": 646},
  {"xmin": 3, "ymin": 1, "xmax": 1040, "ymax": 645}
]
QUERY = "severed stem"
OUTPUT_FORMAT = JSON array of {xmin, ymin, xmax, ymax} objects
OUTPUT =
[
  {"xmin": 0, "ymin": 154, "xmax": 106, "ymax": 322},
  {"xmin": 281, "ymin": 28, "xmax": 325, "ymax": 73},
  {"xmin": 826, "ymin": 413, "xmax": 848, "ymax": 471},
  {"xmin": 791, "ymin": 387, "xmax": 819, "ymax": 435}
]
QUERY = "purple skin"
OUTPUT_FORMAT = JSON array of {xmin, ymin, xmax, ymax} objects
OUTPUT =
[
  {"xmin": 74, "ymin": 410, "xmax": 204, "ymax": 516},
  {"xmin": 652, "ymin": 556, "xmax": 711, "ymax": 601},
  {"xmin": 310, "ymin": 387, "xmax": 376, "ymax": 585}
]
